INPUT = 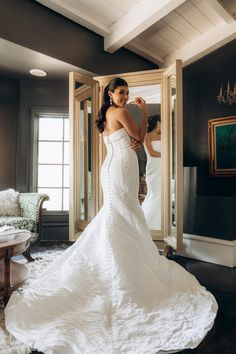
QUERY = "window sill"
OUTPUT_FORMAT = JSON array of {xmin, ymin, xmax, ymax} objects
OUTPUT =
[{"xmin": 42, "ymin": 210, "xmax": 69, "ymax": 216}]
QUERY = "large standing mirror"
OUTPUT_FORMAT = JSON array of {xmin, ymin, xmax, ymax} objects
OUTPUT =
[
  {"xmin": 69, "ymin": 73, "xmax": 99, "ymax": 241},
  {"xmin": 126, "ymin": 85, "xmax": 162, "ymax": 236},
  {"xmin": 163, "ymin": 60, "xmax": 183, "ymax": 252},
  {"xmin": 70, "ymin": 63, "xmax": 183, "ymax": 248},
  {"xmin": 170, "ymin": 85, "xmax": 177, "ymax": 233},
  {"xmin": 76, "ymin": 85, "xmax": 93, "ymax": 224}
]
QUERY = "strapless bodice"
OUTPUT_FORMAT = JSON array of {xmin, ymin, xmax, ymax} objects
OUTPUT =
[
  {"xmin": 144, "ymin": 140, "xmax": 161, "ymax": 157},
  {"xmin": 103, "ymin": 127, "xmax": 129, "ymax": 145},
  {"xmin": 150, "ymin": 140, "xmax": 161, "ymax": 152}
]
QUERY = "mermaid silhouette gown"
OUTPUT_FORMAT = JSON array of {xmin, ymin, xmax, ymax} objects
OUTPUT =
[
  {"xmin": 5, "ymin": 128, "xmax": 217, "ymax": 354},
  {"xmin": 142, "ymin": 140, "xmax": 161, "ymax": 230}
]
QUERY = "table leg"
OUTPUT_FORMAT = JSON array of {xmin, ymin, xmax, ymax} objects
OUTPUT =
[{"xmin": 4, "ymin": 254, "xmax": 12, "ymax": 305}]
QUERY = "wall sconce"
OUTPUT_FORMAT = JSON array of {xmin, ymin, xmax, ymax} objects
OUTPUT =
[{"xmin": 217, "ymin": 80, "xmax": 236, "ymax": 105}]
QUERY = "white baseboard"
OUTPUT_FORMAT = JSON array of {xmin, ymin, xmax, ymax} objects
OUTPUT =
[{"xmin": 178, "ymin": 233, "xmax": 236, "ymax": 268}]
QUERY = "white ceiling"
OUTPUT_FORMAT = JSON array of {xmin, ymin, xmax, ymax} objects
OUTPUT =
[{"xmin": 37, "ymin": 0, "xmax": 236, "ymax": 67}]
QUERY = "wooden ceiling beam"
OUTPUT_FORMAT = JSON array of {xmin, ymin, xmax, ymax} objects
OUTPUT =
[
  {"xmin": 207, "ymin": 0, "xmax": 235, "ymax": 24},
  {"xmin": 164, "ymin": 20, "xmax": 236, "ymax": 67},
  {"xmin": 125, "ymin": 39, "xmax": 164, "ymax": 66},
  {"xmin": 104, "ymin": 0, "xmax": 187, "ymax": 53}
]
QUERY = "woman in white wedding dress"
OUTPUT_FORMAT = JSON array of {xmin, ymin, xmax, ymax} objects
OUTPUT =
[
  {"xmin": 142, "ymin": 114, "xmax": 162, "ymax": 230},
  {"xmin": 5, "ymin": 78, "xmax": 217, "ymax": 354}
]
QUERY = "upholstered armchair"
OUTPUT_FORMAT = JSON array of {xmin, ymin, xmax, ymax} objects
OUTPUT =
[{"xmin": 0, "ymin": 193, "xmax": 49, "ymax": 261}]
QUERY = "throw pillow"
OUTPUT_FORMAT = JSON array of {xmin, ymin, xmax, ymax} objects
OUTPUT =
[{"xmin": 0, "ymin": 189, "xmax": 20, "ymax": 216}]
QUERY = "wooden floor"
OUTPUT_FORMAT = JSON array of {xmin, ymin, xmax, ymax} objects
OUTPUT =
[{"xmin": 172, "ymin": 254, "xmax": 236, "ymax": 354}]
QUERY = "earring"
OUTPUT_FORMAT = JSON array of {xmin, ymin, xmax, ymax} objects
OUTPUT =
[{"xmin": 110, "ymin": 97, "xmax": 113, "ymax": 105}]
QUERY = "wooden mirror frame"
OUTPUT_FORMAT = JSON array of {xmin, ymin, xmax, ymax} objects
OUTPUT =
[
  {"xmin": 163, "ymin": 60, "xmax": 183, "ymax": 252},
  {"xmin": 69, "ymin": 72, "xmax": 99, "ymax": 241},
  {"xmin": 69, "ymin": 61, "xmax": 183, "ymax": 250}
]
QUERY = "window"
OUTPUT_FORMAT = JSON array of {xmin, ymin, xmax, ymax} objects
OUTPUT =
[{"xmin": 32, "ymin": 109, "xmax": 69, "ymax": 212}]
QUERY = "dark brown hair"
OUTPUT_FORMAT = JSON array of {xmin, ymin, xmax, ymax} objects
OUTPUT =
[
  {"xmin": 96, "ymin": 77, "xmax": 128, "ymax": 133},
  {"xmin": 147, "ymin": 114, "xmax": 161, "ymax": 133}
]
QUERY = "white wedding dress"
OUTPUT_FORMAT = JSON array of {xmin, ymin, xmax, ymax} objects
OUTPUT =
[
  {"xmin": 5, "ymin": 128, "xmax": 217, "ymax": 354},
  {"xmin": 142, "ymin": 140, "xmax": 161, "ymax": 230}
]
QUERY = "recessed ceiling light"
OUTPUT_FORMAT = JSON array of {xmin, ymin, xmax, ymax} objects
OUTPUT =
[{"xmin": 29, "ymin": 69, "xmax": 47, "ymax": 77}]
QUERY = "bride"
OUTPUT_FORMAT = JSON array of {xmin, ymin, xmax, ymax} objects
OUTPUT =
[
  {"xmin": 5, "ymin": 78, "xmax": 217, "ymax": 354},
  {"xmin": 141, "ymin": 114, "xmax": 162, "ymax": 230}
]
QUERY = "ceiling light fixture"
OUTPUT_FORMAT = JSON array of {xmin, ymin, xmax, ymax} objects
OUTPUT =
[{"xmin": 29, "ymin": 69, "xmax": 47, "ymax": 77}]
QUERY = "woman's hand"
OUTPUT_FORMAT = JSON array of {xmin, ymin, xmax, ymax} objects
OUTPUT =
[
  {"xmin": 130, "ymin": 138, "xmax": 141, "ymax": 151},
  {"xmin": 134, "ymin": 97, "xmax": 147, "ymax": 113}
]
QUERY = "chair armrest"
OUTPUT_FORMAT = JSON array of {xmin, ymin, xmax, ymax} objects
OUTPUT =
[{"xmin": 19, "ymin": 193, "xmax": 49, "ymax": 222}]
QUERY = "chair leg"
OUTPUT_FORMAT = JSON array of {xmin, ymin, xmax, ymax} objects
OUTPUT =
[{"xmin": 22, "ymin": 247, "xmax": 35, "ymax": 262}]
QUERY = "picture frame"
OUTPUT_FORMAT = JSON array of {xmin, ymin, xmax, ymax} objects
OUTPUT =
[{"xmin": 208, "ymin": 115, "xmax": 236, "ymax": 176}]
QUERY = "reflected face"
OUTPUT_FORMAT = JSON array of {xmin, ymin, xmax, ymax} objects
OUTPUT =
[{"xmin": 109, "ymin": 86, "xmax": 129, "ymax": 107}]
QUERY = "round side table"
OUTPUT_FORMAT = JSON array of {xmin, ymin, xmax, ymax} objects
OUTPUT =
[{"xmin": 0, "ymin": 232, "xmax": 31, "ymax": 305}]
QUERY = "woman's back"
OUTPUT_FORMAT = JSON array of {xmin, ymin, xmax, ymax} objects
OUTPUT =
[{"xmin": 103, "ymin": 106, "xmax": 124, "ymax": 136}]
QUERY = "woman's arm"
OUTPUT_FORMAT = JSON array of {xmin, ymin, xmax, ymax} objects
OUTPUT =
[
  {"xmin": 117, "ymin": 98, "xmax": 148, "ymax": 143},
  {"xmin": 137, "ymin": 97, "xmax": 148, "ymax": 143},
  {"xmin": 144, "ymin": 135, "xmax": 161, "ymax": 157}
]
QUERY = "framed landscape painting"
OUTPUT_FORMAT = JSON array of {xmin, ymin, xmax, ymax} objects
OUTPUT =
[{"xmin": 208, "ymin": 116, "xmax": 236, "ymax": 176}]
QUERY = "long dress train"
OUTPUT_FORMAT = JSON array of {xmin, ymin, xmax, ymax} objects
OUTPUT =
[
  {"xmin": 5, "ymin": 127, "xmax": 217, "ymax": 354},
  {"xmin": 142, "ymin": 140, "xmax": 161, "ymax": 230}
]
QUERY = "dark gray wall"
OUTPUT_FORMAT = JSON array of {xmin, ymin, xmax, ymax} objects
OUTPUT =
[
  {"xmin": 183, "ymin": 39, "xmax": 236, "ymax": 240},
  {"xmin": 0, "ymin": 0, "xmax": 157, "ymax": 75},
  {"xmin": 0, "ymin": 76, "xmax": 19, "ymax": 189},
  {"xmin": 17, "ymin": 79, "xmax": 68, "ymax": 192},
  {"xmin": 16, "ymin": 79, "xmax": 69, "ymax": 241}
]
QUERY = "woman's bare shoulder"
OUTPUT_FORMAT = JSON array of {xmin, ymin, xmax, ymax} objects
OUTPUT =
[
  {"xmin": 106, "ymin": 107, "xmax": 129, "ymax": 123},
  {"xmin": 107, "ymin": 106, "xmax": 127, "ymax": 115}
]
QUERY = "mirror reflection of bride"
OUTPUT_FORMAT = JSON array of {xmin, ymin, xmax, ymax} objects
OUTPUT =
[{"xmin": 142, "ymin": 114, "xmax": 161, "ymax": 230}]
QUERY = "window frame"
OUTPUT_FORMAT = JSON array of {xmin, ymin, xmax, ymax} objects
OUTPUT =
[{"xmin": 30, "ymin": 106, "xmax": 69, "ymax": 215}]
